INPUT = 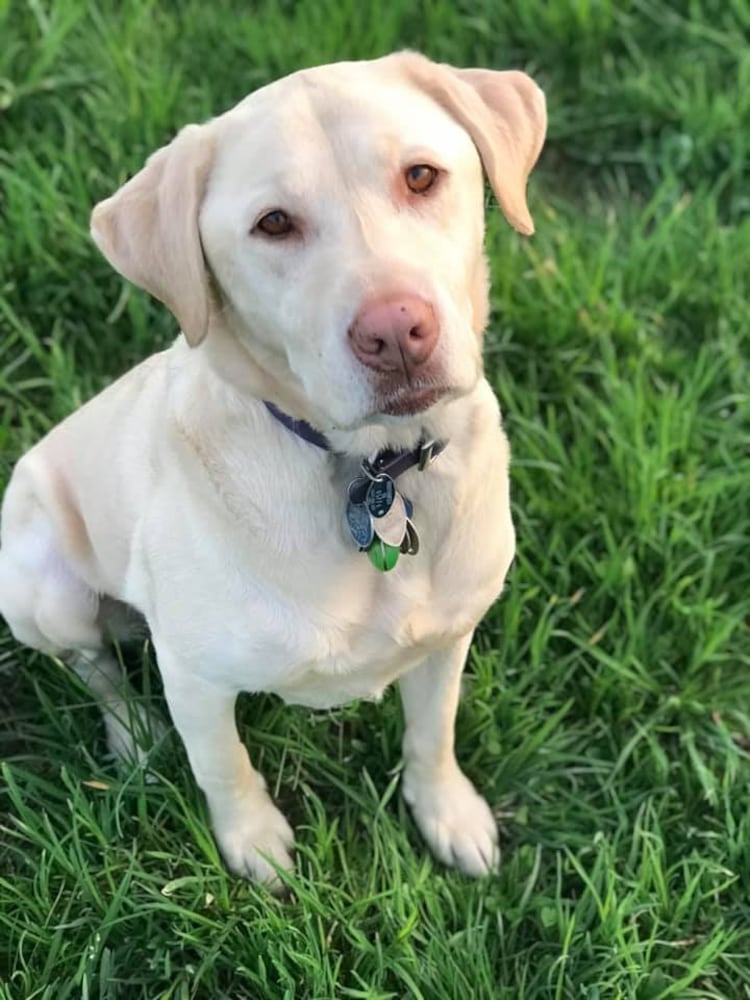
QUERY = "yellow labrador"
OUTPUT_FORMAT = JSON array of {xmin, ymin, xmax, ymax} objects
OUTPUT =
[{"xmin": 0, "ymin": 52, "xmax": 545, "ymax": 885}]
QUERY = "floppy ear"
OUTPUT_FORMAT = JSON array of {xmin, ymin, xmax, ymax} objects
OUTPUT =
[
  {"xmin": 90, "ymin": 124, "xmax": 216, "ymax": 346},
  {"xmin": 398, "ymin": 54, "xmax": 547, "ymax": 235}
]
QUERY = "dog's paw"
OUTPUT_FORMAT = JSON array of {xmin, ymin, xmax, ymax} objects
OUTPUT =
[
  {"xmin": 402, "ymin": 765, "xmax": 499, "ymax": 877},
  {"xmin": 212, "ymin": 796, "xmax": 295, "ymax": 890}
]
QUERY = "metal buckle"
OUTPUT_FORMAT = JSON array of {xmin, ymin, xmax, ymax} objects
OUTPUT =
[{"xmin": 417, "ymin": 439, "xmax": 436, "ymax": 471}]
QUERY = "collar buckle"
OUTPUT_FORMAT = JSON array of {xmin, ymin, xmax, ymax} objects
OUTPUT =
[{"xmin": 417, "ymin": 439, "xmax": 437, "ymax": 471}]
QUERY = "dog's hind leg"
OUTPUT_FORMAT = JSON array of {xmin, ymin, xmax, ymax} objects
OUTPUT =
[
  {"xmin": 66, "ymin": 646, "xmax": 164, "ymax": 765},
  {"xmin": 0, "ymin": 484, "xmax": 164, "ymax": 765}
]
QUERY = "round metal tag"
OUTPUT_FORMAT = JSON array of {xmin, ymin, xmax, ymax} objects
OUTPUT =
[
  {"xmin": 366, "ymin": 475, "xmax": 395, "ymax": 518},
  {"xmin": 400, "ymin": 519, "xmax": 420, "ymax": 555},
  {"xmin": 372, "ymin": 492, "xmax": 407, "ymax": 547},
  {"xmin": 346, "ymin": 501, "xmax": 374, "ymax": 549},
  {"xmin": 367, "ymin": 539, "xmax": 400, "ymax": 571}
]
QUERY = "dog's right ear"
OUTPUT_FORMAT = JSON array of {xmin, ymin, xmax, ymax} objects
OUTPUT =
[{"xmin": 91, "ymin": 124, "xmax": 216, "ymax": 347}]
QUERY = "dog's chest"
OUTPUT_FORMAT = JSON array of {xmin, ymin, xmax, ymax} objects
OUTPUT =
[
  {"xmin": 141, "ymin": 408, "xmax": 514, "ymax": 709},
  {"xmin": 151, "ymin": 468, "xmax": 512, "ymax": 709},
  {"xmin": 192, "ymin": 541, "xmax": 504, "ymax": 709},
  {"xmin": 266, "ymin": 556, "xmax": 489, "ymax": 708}
]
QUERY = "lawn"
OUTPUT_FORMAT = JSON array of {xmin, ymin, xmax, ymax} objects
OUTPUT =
[{"xmin": 1, "ymin": 0, "xmax": 749, "ymax": 997}]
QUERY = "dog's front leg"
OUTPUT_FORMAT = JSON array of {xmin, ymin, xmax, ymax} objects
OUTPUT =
[
  {"xmin": 399, "ymin": 632, "xmax": 499, "ymax": 877},
  {"xmin": 157, "ymin": 646, "xmax": 294, "ymax": 888}
]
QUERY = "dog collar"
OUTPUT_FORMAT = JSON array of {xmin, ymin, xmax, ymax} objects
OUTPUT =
[
  {"xmin": 264, "ymin": 400, "xmax": 446, "ymax": 572},
  {"xmin": 264, "ymin": 401, "xmax": 330, "ymax": 450}
]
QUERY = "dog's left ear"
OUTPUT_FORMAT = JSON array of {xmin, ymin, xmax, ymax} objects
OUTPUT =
[
  {"xmin": 398, "ymin": 54, "xmax": 547, "ymax": 236},
  {"xmin": 91, "ymin": 124, "xmax": 216, "ymax": 346}
]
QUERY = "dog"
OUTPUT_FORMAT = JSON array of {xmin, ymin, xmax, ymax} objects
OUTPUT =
[{"xmin": 0, "ymin": 52, "xmax": 546, "ymax": 886}]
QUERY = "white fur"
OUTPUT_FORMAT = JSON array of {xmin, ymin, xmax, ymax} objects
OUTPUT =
[{"xmin": 0, "ymin": 53, "xmax": 546, "ymax": 886}]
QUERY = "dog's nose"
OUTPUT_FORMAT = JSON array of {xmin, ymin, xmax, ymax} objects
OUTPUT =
[{"xmin": 348, "ymin": 294, "xmax": 438, "ymax": 373}]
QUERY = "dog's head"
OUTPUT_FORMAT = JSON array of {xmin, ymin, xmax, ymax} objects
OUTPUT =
[{"xmin": 91, "ymin": 53, "xmax": 546, "ymax": 434}]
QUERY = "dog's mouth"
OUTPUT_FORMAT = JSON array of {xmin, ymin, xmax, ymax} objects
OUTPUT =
[{"xmin": 376, "ymin": 383, "xmax": 453, "ymax": 416}]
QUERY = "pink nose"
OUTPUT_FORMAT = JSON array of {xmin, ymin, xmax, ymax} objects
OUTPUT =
[{"xmin": 348, "ymin": 294, "xmax": 438, "ymax": 373}]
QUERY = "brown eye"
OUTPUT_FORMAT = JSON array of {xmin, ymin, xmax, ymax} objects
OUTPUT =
[
  {"xmin": 405, "ymin": 164, "xmax": 438, "ymax": 194},
  {"xmin": 255, "ymin": 209, "xmax": 294, "ymax": 237}
]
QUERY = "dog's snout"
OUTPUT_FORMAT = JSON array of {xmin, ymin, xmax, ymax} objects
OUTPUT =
[{"xmin": 348, "ymin": 295, "xmax": 438, "ymax": 373}]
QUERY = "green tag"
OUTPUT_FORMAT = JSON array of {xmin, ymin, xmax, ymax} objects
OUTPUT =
[{"xmin": 367, "ymin": 538, "xmax": 400, "ymax": 571}]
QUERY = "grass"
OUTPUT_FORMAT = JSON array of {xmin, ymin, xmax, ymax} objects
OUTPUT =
[{"xmin": 1, "ymin": 0, "xmax": 749, "ymax": 996}]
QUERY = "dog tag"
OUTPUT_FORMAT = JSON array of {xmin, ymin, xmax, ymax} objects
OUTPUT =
[
  {"xmin": 346, "ymin": 501, "xmax": 374, "ymax": 550},
  {"xmin": 367, "ymin": 538, "xmax": 400, "ymax": 572},
  {"xmin": 366, "ymin": 475, "xmax": 395, "ymax": 518},
  {"xmin": 400, "ymin": 519, "xmax": 420, "ymax": 555},
  {"xmin": 347, "ymin": 476, "xmax": 370, "ymax": 506},
  {"xmin": 372, "ymin": 491, "xmax": 407, "ymax": 547}
]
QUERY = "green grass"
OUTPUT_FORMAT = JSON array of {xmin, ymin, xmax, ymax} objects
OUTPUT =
[{"xmin": 1, "ymin": 0, "xmax": 749, "ymax": 996}]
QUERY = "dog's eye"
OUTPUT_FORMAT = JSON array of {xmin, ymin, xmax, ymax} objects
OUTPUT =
[
  {"xmin": 405, "ymin": 164, "xmax": 438, "ymax": 195},
  {"xmin": 255, "ymin": 210, "xmax": 294, "ymax": 237}
]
